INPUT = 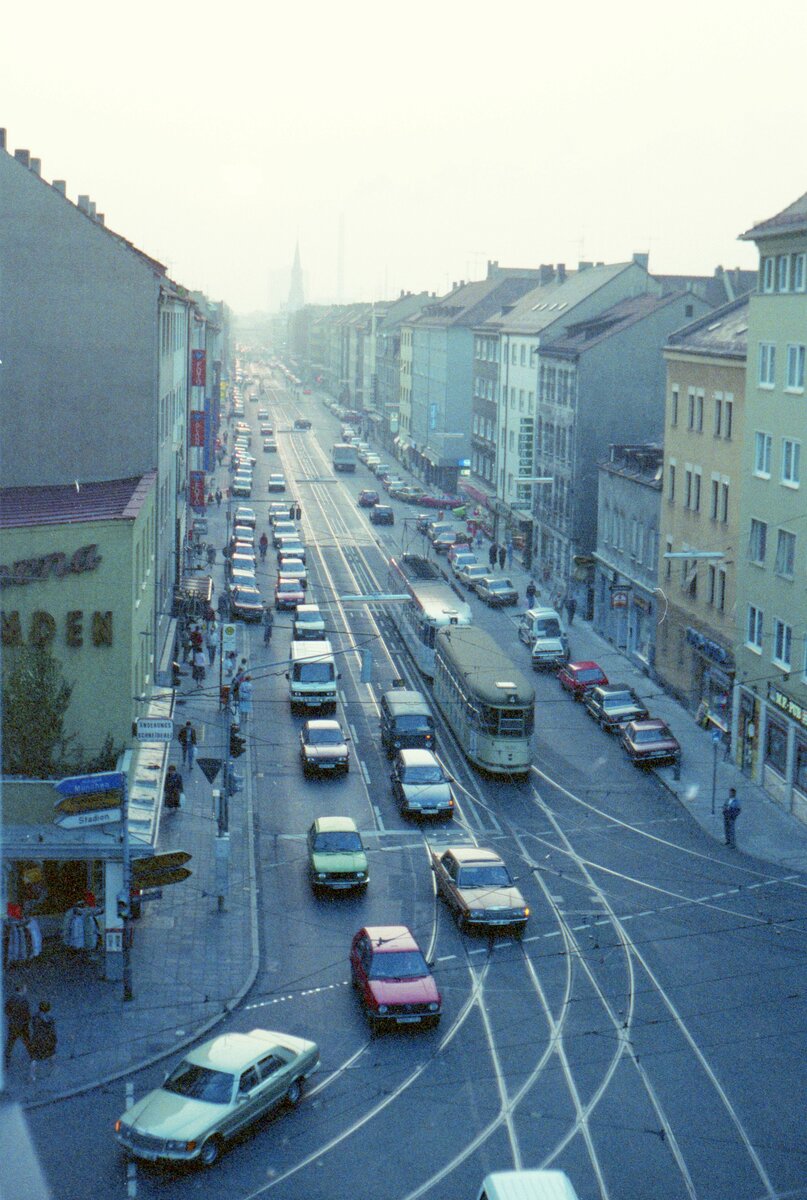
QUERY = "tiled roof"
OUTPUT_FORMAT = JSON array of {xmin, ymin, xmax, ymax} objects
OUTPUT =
[
  {"xmin": 483, "ymin": 263, "xmax": 634, "ymax": 334},
  {"xmin": 412, "ymin": 275, "xmax": 541, "ymax": 329},
  {"xmin": 541, "ymin": 292, "xmax": 681, "ymax": 356},
  {"xmin": 665, "ymin": 295, "xmax": 749, "ymax": 359},
  {"xmin": 0, "ymin": 473, "xmax": 156, "ymax": 529},
  {"xmin": 740, "ymin": 192, "xmax": 807, "ymax": 240}
]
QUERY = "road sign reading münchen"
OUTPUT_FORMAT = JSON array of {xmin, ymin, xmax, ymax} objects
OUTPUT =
[
  {"xmin": 136, "ymin": 717, "xmax": 175, "ymax": 742},
  {"xmin": 54, "ymin": 771, "xmax": 125, "ymax": 798}
]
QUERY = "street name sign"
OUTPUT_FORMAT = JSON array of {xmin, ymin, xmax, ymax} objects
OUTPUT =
[
  {"xmin": 136, "ymin": 718, "xmax": 174, "ymax": 742},
  {"xmin": 54, "ymin": 808, "xmax": 121, "ymax": 830},
  {"xmin": 54, "ymin": 771, "xmax": 125, "ymax": 798}
]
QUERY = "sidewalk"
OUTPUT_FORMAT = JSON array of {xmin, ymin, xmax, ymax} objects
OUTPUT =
[{"xmin": 13, "ymin": 480, "xmax": 260, "ymax": 1110}]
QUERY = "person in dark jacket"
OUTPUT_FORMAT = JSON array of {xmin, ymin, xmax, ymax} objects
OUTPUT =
[
  {"xmin": 722, "ymin": 788, "xmax": 741, "ymax": 847},
  {"xmin": 488, "ymin": 542, "xmax": 498, "ymax": 571},
  {"xmin": 29, "ymin": 1000, "xmax": 57, "ymax": 1081},
  {"xmin": 178, "ymin": 721, "xmax": 197, "ymax": 767},
  {"xmin": 164, "ymin": 765, "xmax": 183, "ymax": 810},
  {"xmin": 4, "ymin": 983, "xmax": 31, "ymax": 1069},
  {"xmin": 498, "ymin": 545, "xmax": 506, "ymax": 570}
]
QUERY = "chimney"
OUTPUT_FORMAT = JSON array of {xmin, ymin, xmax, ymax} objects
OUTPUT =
[
  {"xmin": 632, "ymin": 252, "xmax": 649, "ymax": 270},
  {"xmin": 30, "ymin": 157, "xmax": 41, "ymax": 175},
  {"xmin": 557, "ymin": 263, "xmax": 566, "ymax": 282},
  {"xmin": 89, "ymin": 200, "xmax": 96, "ymax": 218},
  {"xmin": 52, "ymin": 180, "xmax": 66, "ymax": 195},
  {"xmin": 539, "ymin": 264, "xmax": 555, "ymax": 285},
  {"xmin": 0, "ymin": 128, "xmax": 6, "ymax": 150},
  {"xmin": 578, "ymin": 260, "xmax": 593, "ymax": 272},
  {"xmin": 715, "ymin": 264, "xmax": 724, "ymax": 276},
  {"xmin": 14, "ymin": 148, "xmax": 30, "ymax": 167},
  {"xmin": 77, "ymin": 194, "xmax": 90, "ymax": 214},
  {"xmin": 96, "ymin": 213, "xmax": 105, "ymax": 226}
]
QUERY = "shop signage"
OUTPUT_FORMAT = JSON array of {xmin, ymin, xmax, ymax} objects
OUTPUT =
[
  {"xmin": 133, "ymin": 850, "xmax": 191, "ymax": 877},
  {"xmin": 54, "ymin": 789, "xmax": 121, "ymax": 815},
  {"xmin": 54, "ymin": 771, "xmax": 125, "ymax": 798},
  {"xmin": 54, "ymin": 808, "xmax": 121, "ymax": 829},
  {"xmin": 189, "ymin": 471, "xmax": 206, "ymax": 509},
  {"xmin": 0, "ymin": 543, "xmax": 102, "ymax": 588},
  {"xmin": 610, "ymin": 588, "xmax": 629, "ymax": 609},
  {"xmin": 633, "ymin": 594, "xmax": 652, "ymax": 613},
  {"xmin": 686, "ymin": 626, "xmax": 732, "ymax": 667},
  {"xmin": 191, "ymin": 348, "xmax": 206, "ymax": 387},
  {"xmin": 767, "ymin": 683, "xmax": 807, "ymax": 731},
  {"xmin": 189, "ymin": 410, "xmax": 205, "ymax": 448},
  {"xmin": 136, "ymin": 717, "xmax": 174, "ymax": 742},
  {"xmin": 2, "ymin": 609, "xmax": 113, "ymax": 648}
]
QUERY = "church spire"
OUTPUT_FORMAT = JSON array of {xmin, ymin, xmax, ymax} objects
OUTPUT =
[{"xmin": 287, "ymin": 240, "xmax": 304, "ymax": 312}]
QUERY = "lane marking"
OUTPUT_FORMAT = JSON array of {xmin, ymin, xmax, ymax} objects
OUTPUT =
[{"xmin": 373, "ymin": 805, "xmax": 385, "ymax": 830}]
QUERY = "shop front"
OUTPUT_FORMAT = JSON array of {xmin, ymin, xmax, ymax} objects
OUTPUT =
[
  {"xmin": 748, "ymin": 682, "xmax": 807, "ymax": 825},
  {"xmin": 686, "ymin": 627, "xmax": 734, "ymax": 734}
]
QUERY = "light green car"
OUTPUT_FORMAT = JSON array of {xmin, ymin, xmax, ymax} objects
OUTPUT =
[
  {"xmin": 114, "ymin": 1029, "xmax": 319, "ymax": 1167},
  {"xmin": 307, "ymin": 816, "xmax": 369, "ymax": 890}
]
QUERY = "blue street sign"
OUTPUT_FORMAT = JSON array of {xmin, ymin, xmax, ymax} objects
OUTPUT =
[
  {"xmin": 712, "ymin": 731, "xmax": 722, "ymax": 746},
  {"xmin": 54, "ymin": 771, "xmax": 125, "ymax": 797}
]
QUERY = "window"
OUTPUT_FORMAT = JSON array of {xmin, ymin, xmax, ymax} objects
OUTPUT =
[
  {"xmin": 707, "ymin": 563, "xmax": 716, "ymax": 605},
  {"xmin": 665, "ymin": 537, "xmax": 673, "ymax": 580},
  {"xmin": 773, "ymin": 619, "xmax": 792, "ymax": 669},
  {"xmin": 786, "ymin": 344, "xmax": 805, "ymax": 391},
  {"xmin": 723, "ymin": 396, "xmax": 733, "ymax": 439},
  {"xmin": 794, "ymin": 252, "xmax": 806, "ymax": 293},
  {"xmin": 782, "ymin": 438, "xmax": 801, "ymax": 486},
  {"xmin": 670, "ymin": 386, "xmax": 679, "ymax": 426},
  {"xmin": 754, "ymin": 432, "xmax": 772, "ymax": 477},
  {"xmin": 777, "ymin": 254, "xmax": 790, "ymax": 292},
  {"xmin": 684, "ymin": 466, "xmax": 692, "ymax": 508},
  {"xmin": 762, "ymin": 257, "xmax": 774, "ymax": 292},
  {"xmin": 687, "ymin": 390, "xmax": 695, "ymax": 429},
  {"xmin": 520, "ymin": 344, "xmax": 526, "ymax": 366},
  {"xmin": 636, "ymin": 524, "xmax": 644, "ymax": 564},
  {"xmin": 765, "ymin": 718, "xmax": 787, "ymax": 774},
  {"xmin": 668, "ymin": 461, "xmax": 676, "ymax": 503},
  {"xmin": 746, "ymin": 605, "xmax": 763, "ymax": 651},
  {"xmin": 693, "ymin": 469, "xmax": 701, "ymax": 512},
  {"xmin": 748, "ymin": 518, "xmax": 767, "ymax": 564},
  {"xmin": 710, "ymin": 476, "xmax": 719, "ymax": 521},
  {"xmin": 713, "ymin": 394, "xmax": 723, "ymax": 437},
  {"xmin": 716, "ymin": 567, "xmax": 726, "ymax": 612},
  {"xmin": 775, "ymin": 529, "xmax": 796, "ymax": 578},
  {"xmin": 759, "ymin": 343, "xmax": 776, "ymax": 387},
  {"xmin": 695, "ymin": 391, "xmax": 704, "ymax": 432}
]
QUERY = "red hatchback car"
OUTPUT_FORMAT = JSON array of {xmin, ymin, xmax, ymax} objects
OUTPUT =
[
  {"xmin": 557, "ymin": 660, "xmax": 608, "ymax": 700},
  {"xmin": 350, "ymin": 925, "xmax": 441, "ymax": 1031}
]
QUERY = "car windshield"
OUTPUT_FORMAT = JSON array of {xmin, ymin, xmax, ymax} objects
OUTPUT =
[
  {"xmin": 535, "ymin": 619, "xmax": 561, "ymax": 636},
  {"xmin": 395, "ymin": 715, "xmax": 433, "ymax": 732},
  {"xmin": 403, "ymin": 765, "xmax": 443, "ymax": 783},
  {"xmin": 634, "ymin": 727, "xmax": 668, "ymax": 743},
  {"xmin": 163, "ymin": 1062, "xmax": 234, "ymax": 1105},
  {"xmin": 313, "ymin": 831, "xmax": 362, "ymax": 852},
  {"xmin": 279, "ymin": 581, "xmax": 300, "ymax": 593},
  {"xmin": 466, "ymin": 566, "xmax": 486, "ymax": 577},
  {"xmin": 295, "ymin": 663, "xmax": 334, "ymax": 683},
  {"xmin": 369, "ymin": 949, "xmax": 428, "ymax": 980},
  {"xmin": 603, "ymin": 693, "xmax": 635, "ymax": 709},
  {"xmin": 297, "ymin": 612, "xmax": 320, "ymax": 624},
  {"xmin": 490, "ymin": 580, "xmax": 511, "ymax": 591},
  {"xmin": 574, "ymin": 668, "xmax": 602, "ymax": 682},
  {"xmin": 458, "ymin": 864, "xmax": 512, "ymax": 889},
  {"xmin": 308, "ymin": 727, "xmax": 343, "ymax": 745}
]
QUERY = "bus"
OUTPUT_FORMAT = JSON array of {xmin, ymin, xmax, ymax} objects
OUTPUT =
[
  {"xmin": 389, "ymin": 556, "xmax": 472, "ymax": 678},
  {"xmin": 432, "ymin": 625, "xmax": 534, "ymax": 777}
]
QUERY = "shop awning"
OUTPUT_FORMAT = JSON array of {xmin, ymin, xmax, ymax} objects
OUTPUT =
[{"xmin": 178, "ymin": 574, "xmax": 213, "ymax": 603}]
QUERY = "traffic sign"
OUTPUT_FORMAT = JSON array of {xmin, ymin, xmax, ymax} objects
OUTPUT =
[
  {"xmin": 54, "ymin": 789, "xmax": 121, "ymax": 815},
  {"xmin": 54, "ymin": 771, "xmax": 125, "ymax": 797},
  {"xmin": 54, "ymin": 808, "xmax": 121, "ymax": 830},
  {"xmin": 129, "ymin": 866, "xmax": 192, "ymax": 888},
  {"xmin": 132, "ymin": 851, "xmax": 192, "ymax": 877},
  {"xmin": 136, "ymin": 717, "xmax": 174, "ymax": 742},
  {"xmin": 197, "ymin": 756, "xmax": 222, "ymax": 784}
]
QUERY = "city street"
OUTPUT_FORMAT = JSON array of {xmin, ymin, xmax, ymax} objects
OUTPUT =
[{"xmin": 26, "ymin": 371, "xmax": 807, "ymax": 1200}]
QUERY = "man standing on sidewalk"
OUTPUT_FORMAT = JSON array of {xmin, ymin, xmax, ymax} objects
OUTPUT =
[
  {"xmin": 722, "ymin": 788, "xmax": 741, "ymax": 847},
  {"xmin": 488, "ymin": 542, "xmax": 498, "ymax": 571},
  {"xmin": 178, "ymin": 721, "xmax": 197, "ymax": 769}
]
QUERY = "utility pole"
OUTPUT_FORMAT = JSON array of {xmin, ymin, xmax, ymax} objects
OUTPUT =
[{"xmin": 120, "ymin": 758, "xmax": 133, "ymax": 1001}]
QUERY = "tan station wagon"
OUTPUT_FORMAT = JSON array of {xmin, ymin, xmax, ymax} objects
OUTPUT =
[
  {"xmin": 114, "ymin": 1028, "xmax": 319, "ymax": 1167},
  {"xmin": 431, "ymin": 846, "xmax": 529, "ymax": 932}
]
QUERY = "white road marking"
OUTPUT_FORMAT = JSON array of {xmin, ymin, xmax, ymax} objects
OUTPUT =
[
  {"xmin": 360, "ymin": 761, "xmax": 371, "ymax": 784},
  {"xmin": 373, "ymin": 805, "xmax": 385, "ymax": 830}
]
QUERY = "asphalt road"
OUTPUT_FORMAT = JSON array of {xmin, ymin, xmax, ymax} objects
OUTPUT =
[{"xmin": 28, "ymin": 369, "xmax": 807, "ymax": 1200}]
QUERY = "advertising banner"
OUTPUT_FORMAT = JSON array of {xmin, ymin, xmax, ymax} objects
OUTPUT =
[
  {"xmin": 189, "ymin": 410, "xmax": 205, "ymax": 448},
  {"xmin": 189, "ymin": 471, "xmax": 206, "ymax": 509},
  {"xmin": 191, "ymin": 349, "xmax": 206, "ymax": 387}
]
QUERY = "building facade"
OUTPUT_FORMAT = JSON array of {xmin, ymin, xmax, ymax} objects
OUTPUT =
[{"xmin": 734, "ymin": 194, "xmax": 807, "ymax": 820}]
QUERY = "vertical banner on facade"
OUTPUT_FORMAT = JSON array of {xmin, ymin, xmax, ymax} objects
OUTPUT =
[
  {"xmin": 191, "ymin": 349, "xmax": 206, "ymax": 387},
  {"xmin": 189, "ymin": 471, "xmax": 206, "ymax": 511},
  {"xmin": 189, "ymin": 411, "xmax": 205, "ymax": 448},
  {"xmin": 203, "ymin": 397, "xmax": 214, "ymax": 472}
]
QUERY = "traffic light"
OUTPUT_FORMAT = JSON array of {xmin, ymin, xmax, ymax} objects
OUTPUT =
[{"xmin": 230, "ymin": 728, "xmax": 246, "ymax": 759}]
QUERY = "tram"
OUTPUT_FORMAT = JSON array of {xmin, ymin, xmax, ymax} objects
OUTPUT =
[
  {"xmin": 388, "ymin": 555, "xmax": 472, "ymax": 678},
  {"xmin": 432, "ymin": 625, "xmax": 534, "ymax": 776}
]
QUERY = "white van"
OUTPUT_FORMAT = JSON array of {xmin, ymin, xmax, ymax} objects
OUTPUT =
[
  {"xmin": 518, "ymin": 607, "xmax": 570, "ymax": 670},
  {"xmin": 287, "ymin": 640, "xmax": 339, "ymax": 712},
  {"xmin": 478, "ymin": 1170, "xmax": 580, "ymax": 1200}
]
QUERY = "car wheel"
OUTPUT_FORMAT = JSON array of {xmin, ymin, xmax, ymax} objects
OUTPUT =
[
  {"xmin": 285, "ymin": 1078, "xmax": 304, "ymax": 1107},
  {"xmin": 199, "ymin": 1136, "xmax": 223, "ymax": 1168}
]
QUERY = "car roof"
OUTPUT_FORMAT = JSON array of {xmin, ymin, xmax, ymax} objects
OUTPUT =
[
  {"xmin": 305, "ymin": 719, "xmax": 342, "ymax": 733},
  {"xmin": 383, "ymin": 688, "xmax": 428, "ymax": 709},
  {"xmin": 597, "ymin": 683, "xmax": 635, "ymax": 694},
  {"xmin": 360, "ymin": 925, "xmax": 419, "ymax": 953},
  {"xmin": 626, "ymin": 718, "xmax": 669, "ymax": 731},
  {"xmin": 313, "ymin": 814, "xmax": 358, "ymax": 834},
  {"xmin": 186, "ymin": 1029, "xmax": 306, "ymax": 1072},
  {"xmin": 296, "ymin": 604, "xmax": 321, "ymax": 615},
  {"xmin": 374, "ymin": 505, "xmax": 393, "ymax": 513},
  {"xmin": 397, "ymin": 747, "xmax": 439, "ymax": 766},
  {"xmin": 442, "ymin": 846, "xmax": 504, "ymax": 865},
  {"xmin": 567, "ymin": 660, "xmax": 602, "ymax": 672}
]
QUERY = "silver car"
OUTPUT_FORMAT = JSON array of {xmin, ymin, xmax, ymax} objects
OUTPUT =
[{"xmin": 390, "ymin": 748, "xmax": 454, "ymax": 818}]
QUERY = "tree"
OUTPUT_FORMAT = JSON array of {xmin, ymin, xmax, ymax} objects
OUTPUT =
[{"xmin": 2, "ymin": 644, "xmax": 74, "ymax": 777}]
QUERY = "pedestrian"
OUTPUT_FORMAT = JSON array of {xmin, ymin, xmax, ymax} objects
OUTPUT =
[
  {"xmin": 476, "ymin": 529, "xmax": 484, "ymax": 552},
  {"xmin": 180, "ymin": 627, "xmax": 193, "ymax": 664},
  {"xmin": 525, "ymin": 578, "xmax": 537, "ymax": 608},
  {"xmin": 506, "ymin": 539, "xmax": 514, "ymax": 569},
  {"xmin": 192, "ymin": 648, "xmax": 207, "ymax": 688},
  {"xmin": 488, "ymin": 542, "xmax": 498, "ymax": 571},
  {"xmin": 206, "ymin": 543, "xmax": 216, "ymax": 566},
  {"xmin": 206, "ymin": 622, "xmax": 218, "ymax": 666},
  {"xmin": 164, "ymin": 763, "xmax": 184, "ymax": 809},
  {"xmin": 217, "ymin": 591, "xmax": 230, "ymax": 619},
  {"xmin": 295, "ymin": 502, "xmax": 302, "ymax": 521},
  {"xmin": 566, "ymin": 594, "xmax": 577, "ymax": 625},
  {"xmin": 232, "ymin": 659, "xmax": 248, "ymax": 704},
  {"xmin": 190, "ymin": 625, "xmax": 204, "ymax": 654},
  {"xmin": 259, "ymin": 532, "xmax": 269, "ymax": 560},
  {"xmin": 224, "ymin": 650, "xmax": 237, "ymax": 679},
  {"xmin": 722, "ymin": 788, "xmax": 741, "ymax": 847},
  {"xmin": 207, "ymin": 491, "xmax": 214, "ymax": 507},
  {"xmin": 238, "ymin": 676, "xmax": 254, "ymax": 720},
  {"xmin": 215, "ymin": 488, "xmax": 222, "ymax": 508},
  {"xmin": 178, "ymin": 721, "xmax": 197, "ymax": 768},
  {"xmin": 3, "ymin": 983, "xmax": 31, "ymax": 1071},
  {"xmin": 498, "ymin": 546, "xmax": 506, "ymax": 571},
  {"xmin": 263, "ymin": 605, "xmax": 274, "ymax": 644},
  {"xmin": 29, "ymin": 1000, "xmax": 57, "ymax": 1082}
]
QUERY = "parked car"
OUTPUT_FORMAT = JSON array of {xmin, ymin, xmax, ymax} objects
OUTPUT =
[
  {"xmin": 520, "ymin": 607, "xmax": 570, "ymax": 669},
  {"xmin": 431, "ymin": 529, "xmax": 461, "ymax": 555},
  {"xmin": 277, "ymin": 557, "xmax": 307, "ymax": 588},
  {"xmin": 369, "ymin": 504, "xmax": 394, "ymax": 526},
  {"xmin": 234, "ymin": 506, "xmax": 256, "ymax": 528},
  {"xmin": 307, "ymin": 816, "xmax": 368, "ymax": 890},
  {"xmin": 457, "ymin": 562, "xmax": 489, "ymax": 591},
  {"xmin": 474, "ymin": 576, "xmax": 519, "ymax": 606},
  {"xmin": 258, "ymin": 408, "xmax": 270, "ymax": 420},
  {"xmin": 269, "ymin": 503, "xmax": 291, "ymax": 523},
  {"xmin": 293, "ymin": 604, "xmax": 326, "ymax": 640},
  {"xmin": 272, "ymin": 522, "xmax": 297, "ymax": 547},
  {"xmin": 275, "ymin": 576, "xmax": 305, "ymax": 610},
  {"xmin": 431, "ymin": 847, "xmax": 529, "ymax": 933},
  {"xmin": 260, "ymin": 423, "xmax": 273, "ymax": 435},
  {"xmin": 276, "ymin": 538, "xmax": 306, "ymax": 562},
  {"xmin": 350, "ymin": 925, "xmax": 441, "ymax": 1031},
  {"xmin": 373, "ymin": 463, "xmax": 392, "ymax": 479},
  {"xmin": 584, "ymin": 684, "xmax": 649, "ymax": 731},
  {"xmin": 114, "ymin": 1029, "xmax": 319, "ymax": 1167},
  {"xmin": 232, "ymin": 476, "xmax": 253, "ymax": 498},
  {"xmin": 358, "ymin": 489, "xmax": 379, "ymax": 507},
  {"xmin": 267, "ymin": 474, "xmax": 286, "ymax": 492},
  {"xmin": 390, "ymin": 748, "xmax": 454, "ymax": 818},
  {"xmin": 263, "ymin": 438, "xmax": 278, "ymax": 453},
  {"xmin": 229, "ymin": 584, "xmax": 263, "ymax": 621},
  {"xmin": 450, "ymin": 552, "xmax": 477, "ymax": 580},
  {"xmin": 620, "ymin": 719, "xmax": 681, "ymax": 767},
  {"xmin": 382, "ymin": 477, "xmax": 404, "ymax": 493},
  {"xmin": 300, "ymin": 719, "xmax": 350, "ymax": 775},
  {"xmin": 417, "ymin": 494, "xmax": 463, "ymax": 510},
  {"xmin": 557, "ymin": 661, "xmax": 608, "ymax": 699},
  {"xmin": 389, "ymin": 484, "xmax": 422, "ymax": 503}
]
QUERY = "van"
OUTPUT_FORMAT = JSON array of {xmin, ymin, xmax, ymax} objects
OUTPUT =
[
  {"xmin": 477, "ymin": 1170, "xmax": 580, "ymax": 1200},
  {"xmin": 287, "ymin": 640, "xmax": 339, "ymax": 713},
  {"xmin": 518, "ymin": 607, "xmax": 570, "ymax": 670},
  {"xmin": 380, "ymin": 688, "xmax": 436, "ymax": 755}
]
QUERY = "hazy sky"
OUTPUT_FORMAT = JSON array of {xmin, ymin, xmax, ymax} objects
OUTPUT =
[{"xmin": 3, "ymin": 0, "xmax": 806, "ymax": 311}]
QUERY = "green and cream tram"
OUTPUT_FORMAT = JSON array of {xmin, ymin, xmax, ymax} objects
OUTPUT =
[{"xmin": 432, "ymin": 625, "xmax": 534, "ymax": 776}]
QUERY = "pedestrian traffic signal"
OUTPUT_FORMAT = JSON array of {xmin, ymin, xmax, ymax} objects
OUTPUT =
[{"xmin": 230, "ymin": 729, "xmax": 246, "ymax": 759}]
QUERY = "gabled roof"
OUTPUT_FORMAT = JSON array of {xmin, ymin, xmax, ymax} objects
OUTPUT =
[
  {"xmin": 740, "ymin": 192, "xmax": 807, "ymax": 241},
  {"xmin": 410, "ymin": 274, "xmax": 541, "ymax": 329},
  {"xmin": 0, "ymin": 474, "xmax": 156, "ymax": 529},
  {"xmin": 483, "ymin": 262, "xmax": 636, "ymax": 334},
  {"xmin": 541, "ymin": 292, "xmax": 681, "ymax": 357},
  {"xmin": 664, "ymin": 294, "xmax": 749, "ymax": 360}
]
